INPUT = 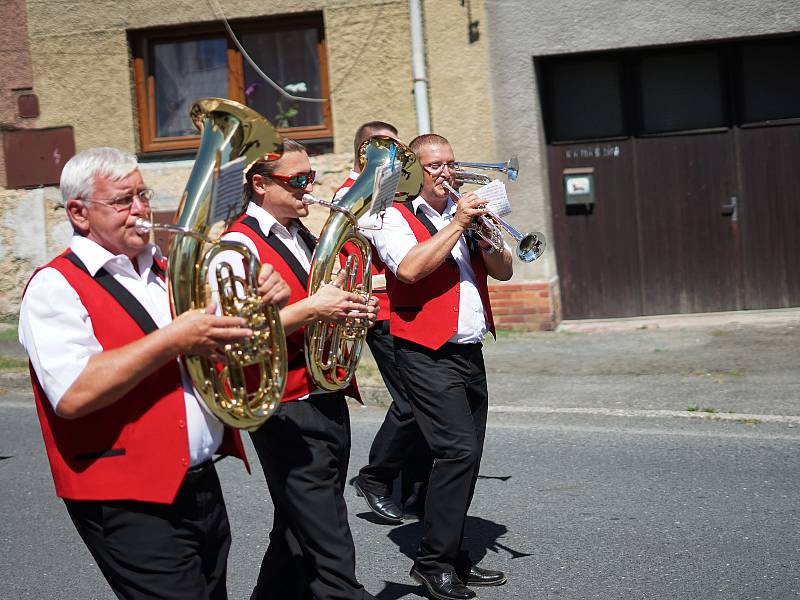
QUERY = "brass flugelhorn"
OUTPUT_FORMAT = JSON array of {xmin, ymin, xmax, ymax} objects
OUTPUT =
[
  {"xmin": 136, "ymin": 98, "xmax": 287, "ymax": 430},
  {"xmin": 443, "ymin": 158, "xmax": 546, "ymax": 262},
  {"xmin": 453, "ymin": 156, "xmax": 519, "ymax": 185},
  {"xmin": 302, "ymin": 135, "xmax": 423, "ymax": 391}
]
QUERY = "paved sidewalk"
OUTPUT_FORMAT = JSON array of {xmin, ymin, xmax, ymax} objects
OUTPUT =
[
  {"xmin": 4, "ymin": 308, "xmax": 800, "ymax": 424},
  {"xmin": 358, "ymin": 308, "xmax": 800, "ymax": 423}
]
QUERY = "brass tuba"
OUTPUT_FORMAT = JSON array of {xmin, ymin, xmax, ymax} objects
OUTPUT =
[
  {"xmin": 135, "ymin": 98, "xmax": 287, "ymax": 430},
  {"xmin": 302, "ymin": 136, "xmax": 423, "ymax": 391}
]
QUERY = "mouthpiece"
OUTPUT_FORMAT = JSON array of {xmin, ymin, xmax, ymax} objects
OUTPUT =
[
  {"xmin": 135, "ymin": 218, "xmax": 153, "ymax": 234},
  {"xmin": 303, "ymin": 193, "xmax": 324, "ymax": 206},
  {"xmin": 302, "ymin": 193, "xmax": 358, "ymax": 225}
]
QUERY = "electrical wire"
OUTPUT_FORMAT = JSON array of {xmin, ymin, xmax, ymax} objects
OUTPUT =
[{"xmin": 207, "ymin": 0, "xmax": 328, "ymax": 103}]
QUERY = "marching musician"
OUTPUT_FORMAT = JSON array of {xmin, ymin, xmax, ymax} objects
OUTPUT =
[
  {"xmin": 18, "ymin": 147, "xmax": 290, "ymax": 599},
  {"xmin": 370, "ymin": 134, "xmax": 512, "ymax": 600},
  {"xmin": 339, "ymin": 121, "xmax": 432, "ymax": 524},
  {"xmin": 219, "ymin": 138, "xmax": 379, "ymax": 600}
]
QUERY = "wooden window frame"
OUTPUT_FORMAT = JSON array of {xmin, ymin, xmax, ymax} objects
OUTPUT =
[{"xmin": 131, "ymin": 13, "xmax": 331, "ymax": 154}]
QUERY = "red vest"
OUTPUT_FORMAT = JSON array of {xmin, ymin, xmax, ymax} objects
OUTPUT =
[
  {"xmin": 228, "ymin": 215, "xmax": 361, "ymax": 402},
  {"xmin": 336, "ymin": 176, "xmax": 390, "ymax": 321},
  {"xmin": 386, "ymin": 204, "xmax": 496, "ymax": 350},
  {"xmin": 26, "ymin": 250, "xmax": 247, "ymax": 504}
]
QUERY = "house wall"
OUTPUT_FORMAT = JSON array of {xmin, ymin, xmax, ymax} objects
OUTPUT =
[
  {"xmin": 479, "ymin": 0, "xmax": 800, "ymax": 325},
  {"xmin": 0, "ymin": 0, "xmax": 500, "ymax": 316}
]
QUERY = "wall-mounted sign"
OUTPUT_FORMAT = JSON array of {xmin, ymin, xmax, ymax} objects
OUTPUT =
[{"xmin": 563, "ymin": 167, "xmax": 595, "ymax": 206}]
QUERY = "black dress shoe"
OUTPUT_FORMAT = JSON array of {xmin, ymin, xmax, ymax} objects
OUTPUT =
[
  {"xmin": 467, "ymin": 564, "xmax": 507, "ymax": 586},
  {"xmin": 409, "ymin": 567, "xmax": 477, "ymax": 600},
  {"xmin": 351, "ymin": 478, "xmax": 403, "ymax": 524}
]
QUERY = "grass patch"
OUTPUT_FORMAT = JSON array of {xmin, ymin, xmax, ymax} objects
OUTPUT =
[
  {"xmin": 726, "ymin": 368, "xmax": 748, "ymax": 378},
  {"xmin": 0, "ymin": 313, "xmax": 19, "ymax": 342},
  {"xmin": 495, "ymin": 328, "xmax": 527, "ymax": 338},
  {"xmin": 688, "ymin": 368, "xmax": 749, "ymax": 380},
  {"xmin": 0, "ymin": 328, "xmax": 18, "ymax": 341},
  {"xmin": 0, "ymin": 357, "xmax": 27, "ymax": 371},
  {"xmin": 0, "ymin": 313, "xmax": 19, "ymax": 341},
  {"xmin": 710, "ymin": 329, "xmax": 732, "ymax": 337},
  {"xmin": 0, "ymin": 314, "xmax": 18, "ymax": 326},
  {"xmin": 354, "ymin": 359, "xmax": 383, "ymax": 386},
  {"xmin": 686, "ymin": 405, "xmax": 717, "ymax": 413}
]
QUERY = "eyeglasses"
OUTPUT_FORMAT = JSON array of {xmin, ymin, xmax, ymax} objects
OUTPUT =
[
  {"xmin": 84, "ymin": 188, "xmax": 154, "ymax": 212},
  {"xmin": 422, "ymin": 162, "xmax": 457, "ymax": 175},
  {"xmin": 269, "ymin": 170, "xmax": 316, "ymax": 189}
]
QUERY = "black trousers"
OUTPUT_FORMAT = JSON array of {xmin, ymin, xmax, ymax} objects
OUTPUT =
[
  {"xmin": 249, "ymin": 392, "xmax": 375, "ymax": 600},
  {"xmin": 65, "ymin": 462, "xmax": 231, "ymax": 600},
  {"xmin": 394, "ymin": 339, "xmax": 489, "ymax": 575},
  {"xmin": 358, "ymin": 320, "xmax": 432, "ymax": 507}
]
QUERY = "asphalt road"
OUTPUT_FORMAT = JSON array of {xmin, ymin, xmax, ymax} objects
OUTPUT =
[{"xmin": 2, "ymin": 401, "xmax": 798, "ymax": 600}]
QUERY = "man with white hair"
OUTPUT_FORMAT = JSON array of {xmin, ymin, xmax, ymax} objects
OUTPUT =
[{"xmin": 18, "ymin": 147, "xmax": 290, "ymax": 600}]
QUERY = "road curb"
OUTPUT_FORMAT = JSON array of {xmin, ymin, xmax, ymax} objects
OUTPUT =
[
  {"xmin": 558, "ymin": 307, "xmax": 800, "ymax": 333},
  {"xmin": 488, "ymin": 405, "xmax": 800, "ymax": 424}
]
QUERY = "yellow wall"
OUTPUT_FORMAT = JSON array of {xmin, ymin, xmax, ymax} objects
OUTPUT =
[
  {"xmin": 1, "ymin": 0, "xmax": 501, "ymax": 315},
  {"xmin": 424, "ymin": 0, "xmax": 495, "ymax": 159},
  {"xmin": 25, "ymin": 0, "xmax": 429, "ymax": 154}
]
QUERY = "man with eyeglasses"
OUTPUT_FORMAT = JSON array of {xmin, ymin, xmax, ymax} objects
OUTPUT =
[
  {"xmin": 18, "ymin": 147, "xmax": 291, "ymax": 599},
  {"xmin": 336, "ymin": 121, "xmax": 432, "ymax": 526},
  {"xmin": 370, "ymin": 134, "xmax": 514, "ymax": 600},
  {"xmin": 219, "ymin": 138, "xmax": 380, "ymax": 600}
]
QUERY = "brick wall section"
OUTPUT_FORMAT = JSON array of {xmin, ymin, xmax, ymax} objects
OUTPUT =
[{"xmin": 488, "ymin": 279, "xmax": 561, "ymax": 331}]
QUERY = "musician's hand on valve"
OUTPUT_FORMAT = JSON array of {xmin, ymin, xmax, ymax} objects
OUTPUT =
[
  {"xmin": 365, "ymin": 295, "xmax": 379, "ymax": 327},
  {"xmin": 310, "ymin": 283, "xmax": 372, "ymax": 324},
  {"xmin": 257, "ymin": 264, "xmax": 291, "ymax": 309},
  {"xmin": 167, "ymin": 304, "xmax": 252, "ymax": 360},
  {"xmin": 453, "ymin": 191, "xmax": 488, "ymax": 230}
]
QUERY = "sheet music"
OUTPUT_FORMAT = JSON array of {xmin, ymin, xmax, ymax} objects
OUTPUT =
[
  {"xmin": 370, "ymin": 161, "xmax": 402, "ymax": 215},
  {"xmin": 473, "ymin": 179, "xmax": 511, "ymax": 217},
  {"xmin": 210, "ymin": 156, "xmax": 247, "ymax": 223}
]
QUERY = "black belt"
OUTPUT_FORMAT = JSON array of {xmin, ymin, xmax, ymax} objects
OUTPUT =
[{"xmin": 184, "ymin": 459, "xmax": 215, "ymax": 482}]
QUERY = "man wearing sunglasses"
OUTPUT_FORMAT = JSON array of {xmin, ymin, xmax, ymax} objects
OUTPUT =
[
  {"xmin": 370, "ymin": 134, "xmax": 513, "ymax": 600},
  {"xmin": 336, "ymin": 121, "xmax": 432, "ymax": 526},
  {"xmin": 18, "ymin": 147, "xmax": 291, "ymax": 599},
  {"xmin": 219, "ymin": 138, "xmax": 379, "ymax": 600}
]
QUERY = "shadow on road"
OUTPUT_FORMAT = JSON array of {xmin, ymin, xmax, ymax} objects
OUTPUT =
[{"xmin": 368, "ymin": 512, "xmax": 533, "ymax": 599}]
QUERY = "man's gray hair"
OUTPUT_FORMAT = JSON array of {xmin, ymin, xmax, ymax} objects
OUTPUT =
[{"xmin": 59, "ymin": 147, "xmax": 138, "ymax": 204}]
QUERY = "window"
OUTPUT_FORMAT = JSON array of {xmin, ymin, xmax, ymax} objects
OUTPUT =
[
  {"xmin": 540, "ymin": 57, "xmax": 627, "ymax": 143},
  {"xmin": 131, "ymin": 14, "xmax": 331, "ymax": 154},
  {"xmin": 737, "ymin": 38, "xmax": 800, "ymax": 125},
  {"xmin": 638, "ymin": 50, "xmax": 727, "ymax": 135}
]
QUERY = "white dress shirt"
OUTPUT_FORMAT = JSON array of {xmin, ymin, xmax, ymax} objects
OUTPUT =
[
  {"xmin": 333, "ymin": 169, "xmax": 360, "ymax": 203},
  {"xmin": 18, "ymin": 235, "xmax": 223, "ymax": 466},
  {"xmin": 221, "ymin": 201, "xmax": 313, "ymax": 273},
  {"xmin": 371, "ymin": 196, "xmax": 489, "ymax": 344}
]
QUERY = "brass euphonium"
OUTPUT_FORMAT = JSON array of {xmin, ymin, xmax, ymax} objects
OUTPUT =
[
  {"xmin": 303, "ymin": 136, "xmax": 423, "ymax": 391},
  {"xmin": 135, "ymin": 97, "xmax": 287, "ymax": 430}
]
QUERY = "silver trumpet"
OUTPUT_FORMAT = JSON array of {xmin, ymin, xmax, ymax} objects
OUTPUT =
[
  {"xmin": 443, "ymin": 180, "xmax": 545, "ymax": 263},
  {"xmin": 453, "ymin": 156, "xmax": 519, "ymax": 185}
]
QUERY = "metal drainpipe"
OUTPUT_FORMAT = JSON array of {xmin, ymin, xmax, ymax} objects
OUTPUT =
[{"xmin": 408, "ymin": 0, "xmax": 431, "ymax": 134}]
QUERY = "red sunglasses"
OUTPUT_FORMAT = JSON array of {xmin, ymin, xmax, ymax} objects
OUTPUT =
[{"xmin": 269, "ymin": 170, "xmax": 316, "ymax": 189}]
